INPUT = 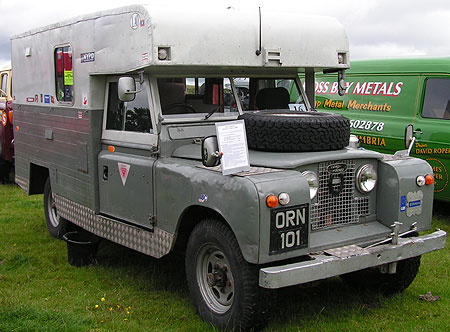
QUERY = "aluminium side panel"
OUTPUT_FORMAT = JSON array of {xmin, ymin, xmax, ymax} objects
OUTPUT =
[{"xmin": 10, "ymin": 14, "xmax": 112, "ymax": 210}]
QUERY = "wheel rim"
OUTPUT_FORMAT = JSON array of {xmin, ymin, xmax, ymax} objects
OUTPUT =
[
  {"xmin": 196, "ymin": 244, "xmax": 235, "ymax": 314},
  {"xmin": 47, "ymin": 191, "xmax": 60, "ymax": 228}
]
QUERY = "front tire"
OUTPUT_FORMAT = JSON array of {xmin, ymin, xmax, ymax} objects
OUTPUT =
[
  {"xmin": 185, "ymin": 219, "xmax": 269, "ymax": 332},
  {"xmin": 340, "ymin": 256, "xmax": 421, "ymax": 295},
  {"xmin": 44, "ymin": 178, "xmax": 69, "ymax": 239}
]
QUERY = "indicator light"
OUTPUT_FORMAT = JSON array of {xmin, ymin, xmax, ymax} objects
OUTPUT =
[
  {"xmin": 266, "ymin": 195, "xmax": 279, "ymax": 208},
  {"xmin": 425, "ymin": 174, "xmax": 434, "ymax": 185}
]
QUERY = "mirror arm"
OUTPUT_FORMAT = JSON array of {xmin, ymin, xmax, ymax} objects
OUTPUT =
[
  {"xmin": 124, "ymin": 72, "xmax": 144, "ymax": 94},
  {"xmin": 337, "ymin": 70, "xmax": 346, "ymax": 96},
  {"xmin": 407, "ymin": 137, "xmax": 416, "ymax": 156},
  {"xmin": 212, "ymin": 151, "xmax": 223, "ymax": 158},
  {"xmin": 323, "ymin": 69, "xmax": 346, "ymax": 96},
  {"xmin": 138, "ymin": 70, "xmax": 145, "ymax": 84},
  {"xmin": 124, "ymin": 87, "xmax": 142, "ymax": 95}
]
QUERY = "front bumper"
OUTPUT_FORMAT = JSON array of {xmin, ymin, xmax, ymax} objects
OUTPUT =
[{"xmin": 259, "ymin": 230, "xmax": 446, "ymax": 289}]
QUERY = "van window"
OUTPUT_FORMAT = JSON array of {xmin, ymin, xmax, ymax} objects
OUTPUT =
[
  {"xmin": 106, "ymin": 82, "xmax": 153, "ymax": 133},
  {"xmin": 1, "ymin": 73, "xmax": 8, "ymax": 97},
  {"xmin": 54, "ymin": 46, "xmax": 73, "ymax": 102},
  {"xmin": 422, "ymin": 78, "xmax": 450, "ymax": 120}
]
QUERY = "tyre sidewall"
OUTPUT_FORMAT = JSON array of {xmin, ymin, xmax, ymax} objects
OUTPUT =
[
  {"xmin": 239, "ymin": 110, "xmax": 350, "ymax": 152},
  {"xmin": 186, "ymin": 221, "xmax": 253, "ymax": 331},
  {"xmin": 341, "ymin": 256, "xmax": 421, "ymax": 295}
]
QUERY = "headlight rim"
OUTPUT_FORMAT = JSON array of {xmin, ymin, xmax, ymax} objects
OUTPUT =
[
  {"xmin": 356, "ymin": 164, "xmax": 377, "ymax": 193},
  {"xmin": 302, "ymin": 170, "xmax": 319, "ymax": 200}
]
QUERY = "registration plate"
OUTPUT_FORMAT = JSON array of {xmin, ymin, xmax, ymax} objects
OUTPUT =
[{"xmin": 269, "ymin": 204, "xmax": 309, "ymax": 255}]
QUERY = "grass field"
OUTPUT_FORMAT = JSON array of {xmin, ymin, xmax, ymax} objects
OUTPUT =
[{"xmin": 0, "ymin": 183, "xmax": 449, "ymax": 332}]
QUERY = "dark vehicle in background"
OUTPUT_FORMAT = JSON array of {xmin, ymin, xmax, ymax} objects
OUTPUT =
[{"xmin": 0, "ymin": 64, "xmax": 13, "ymax": 182}]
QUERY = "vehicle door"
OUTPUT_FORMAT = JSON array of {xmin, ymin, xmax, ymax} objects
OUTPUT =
[
  {"xmin": 98, "ymin": 76, "xmax": 158, "ymax": 228},
  {"xmin": 412, "ymin": 76, "xmax": 450, "ymax": 201},
  {"xmin": 0, "ymin": 69, "xmax": 13, "ymax": 163}
]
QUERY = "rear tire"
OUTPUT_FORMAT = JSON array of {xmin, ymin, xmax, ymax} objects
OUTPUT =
[
  {"xmin": 185, "ymin": 219, "xmax": 271, "ymax": 332},
  {"xmin": 44, "ymin": 178, "xmax": 69, "ymax": 239}
]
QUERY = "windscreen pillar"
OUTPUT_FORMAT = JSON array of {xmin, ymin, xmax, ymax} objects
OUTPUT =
[{"xmin": 305, "ymin": 68, "xmax": 315, "ymax": 109}]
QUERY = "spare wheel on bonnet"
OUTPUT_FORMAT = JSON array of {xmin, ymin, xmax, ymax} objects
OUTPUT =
[{"xmin": 238, "ymin": 110, "xmax": 350, "ymax": 152}]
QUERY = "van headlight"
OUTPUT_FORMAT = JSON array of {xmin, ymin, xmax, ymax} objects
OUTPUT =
[
  {"xmin": 302, "ymin": 171, "xmax": 318, "ymax": 199},
  {"xmin": 356, "ymin": 164, "xmax": 377, "ymax": 193}
]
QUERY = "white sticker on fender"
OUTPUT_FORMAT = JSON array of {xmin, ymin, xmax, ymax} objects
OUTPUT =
[
  {"xmin": 406, "ymin": 190, "xmax": 423, "ymax": 217},
  {"xmin": 118, "ymin": 162, "xmax": 130, "ymax": 186}
]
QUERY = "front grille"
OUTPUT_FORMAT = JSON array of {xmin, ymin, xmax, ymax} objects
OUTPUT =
[{"xmin": 310, "ymin": 160, "xmax": 370, "ymax": 231}]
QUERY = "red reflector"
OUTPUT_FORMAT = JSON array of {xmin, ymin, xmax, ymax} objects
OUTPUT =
[{"xmin": 425, "ymin": 174, "xmax": 434, "ymax": 185}]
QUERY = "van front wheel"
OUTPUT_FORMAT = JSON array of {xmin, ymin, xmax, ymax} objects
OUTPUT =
[
  {"xmin": 44, "ymin": 178, "xmax": 69, "ymax": 239},
  {"xmin": 185, "ymin": 219, "xmax": 270, "ymax": 331}
]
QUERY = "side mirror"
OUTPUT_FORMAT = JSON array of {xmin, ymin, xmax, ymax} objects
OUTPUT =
[
  {"xmin": 202, "ymin": 136, "xmax": 221, "ymax": 167},
  {"xmin": 118, "ymin": 77, "xmax": 142, "ymax": 102},
  {"xmin": 394, "ymin": 124, "xmax": 416, "ymax": 158},
  {"xmin": 405, "ymin": 124, "xmax": 414, "ymax": 149}
]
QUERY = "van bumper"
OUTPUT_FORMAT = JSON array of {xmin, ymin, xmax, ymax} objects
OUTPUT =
[{"xmin": 259, "ymin": 230, "xmax": 446, "ymax": 289}]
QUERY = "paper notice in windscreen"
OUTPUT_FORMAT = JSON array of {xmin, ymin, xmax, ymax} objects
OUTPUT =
[{"xmin": 215, "ymin": 120, "xmax": 251, "ymax": 175}]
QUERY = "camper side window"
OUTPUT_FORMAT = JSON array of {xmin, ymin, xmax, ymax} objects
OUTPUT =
[
  {"xmin": 422, "ymin": 78, "xmax": 450, "ymax": 120},
  {"xmin": 54, "ymin": 46, "xmax": 73, "ymax": 102},
  {"xmin": 106, "ymin": 82, "xmax": 153, "ymax": 133}
]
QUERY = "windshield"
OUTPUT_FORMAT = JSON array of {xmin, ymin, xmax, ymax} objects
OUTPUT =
[{"xmin": 157, "ymin": 77, "xmax": 307, "ymax": 119}]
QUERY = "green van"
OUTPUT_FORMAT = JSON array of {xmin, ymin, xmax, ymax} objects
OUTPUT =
[{"xmin": 292, "ymin": 57, "xmax": 450, "ymax": 202}]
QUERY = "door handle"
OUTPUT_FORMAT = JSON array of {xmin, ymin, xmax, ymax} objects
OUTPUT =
[
  {"xmin": 103, "ymin": 166, "xmax": 108, "ymax": 180},
  {"xmin": 414, "ymin": 129, "xmax": 423, "ymax": 135}
]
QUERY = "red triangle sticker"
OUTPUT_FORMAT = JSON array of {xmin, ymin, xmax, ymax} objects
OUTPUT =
[{"xmin": 118, "ymin": 162, "xmax": 130, "ymax": 186}]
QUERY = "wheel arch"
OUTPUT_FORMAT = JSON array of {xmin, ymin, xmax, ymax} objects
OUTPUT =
[
  {"xmin": 174, "ymin": 205, "xmax": 228, "ymax": 253},
  {"xmin": 29, "ymin": 163, "xmax": 49, "ymax": 195}
]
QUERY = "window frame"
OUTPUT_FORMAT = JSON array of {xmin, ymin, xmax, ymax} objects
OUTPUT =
[
  {"xmin": 421, "ymin": 77, "xmax": 450, "ymax": 120},
  {"xmin": 102, "ymin": 75, "xmax": 158, "ymax": 147},
  {"xmin": 54, "ymin": 44, "xmax": 74, "ymax": 104},
  {"xmin": 1, "ymin": 73, "xmax": 8, "ymax": 97}
]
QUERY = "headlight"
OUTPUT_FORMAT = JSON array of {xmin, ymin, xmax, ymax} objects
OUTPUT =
[
  {"xmin": 356, "ymin": 164, "xmax": 377, "ymax": 193},
  {"xmin": 302, "ymin": 171, "xmax": 318, "ymax": 200}
]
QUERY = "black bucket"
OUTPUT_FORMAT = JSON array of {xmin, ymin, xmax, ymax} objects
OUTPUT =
[{"xmin": 63, "ymin": 231, "xmax": 100, "ymax": 267}]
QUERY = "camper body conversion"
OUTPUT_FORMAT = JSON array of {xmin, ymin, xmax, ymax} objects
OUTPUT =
[{"xmin": 11, "ymin": 4, "xmax": 445, "ymax": 331}]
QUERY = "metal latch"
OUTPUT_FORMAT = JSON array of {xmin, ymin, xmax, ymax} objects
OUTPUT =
[
  {"xmin": 366, "ymin": 221, "xmax": 418, "ymax": 274},
  {"xmin": 386, "ymin": 222, "xmax": 402, "ymax": 274},
  {"xmin": 264, "ymin": 48, "xmax": 282, "ymax": 66}
]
